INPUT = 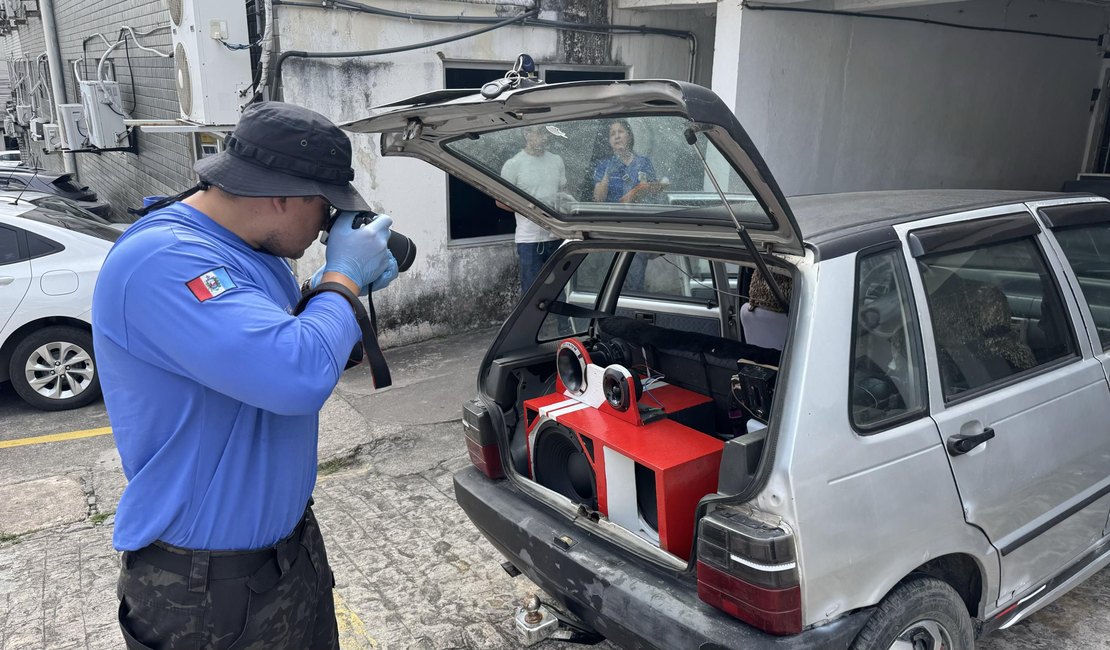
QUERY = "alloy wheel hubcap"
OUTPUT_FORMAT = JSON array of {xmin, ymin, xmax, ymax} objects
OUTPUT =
[
  {"xmin": 24, "ymin": 341, "xmax": 95, "ymax": 400},
  {"xmin": 889, "ymin": 619, "xmax": 953, "ymax": 650}
]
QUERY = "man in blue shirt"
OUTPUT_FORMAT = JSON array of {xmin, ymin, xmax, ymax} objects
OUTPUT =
[{"xmin": 93, "ymin": 101, "xmax": 397, "ymax": 649}]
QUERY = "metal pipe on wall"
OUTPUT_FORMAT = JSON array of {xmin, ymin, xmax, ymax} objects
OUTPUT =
[{"xmin": 39, "ymin": 0, "xmax": 77, "ymax": 174}]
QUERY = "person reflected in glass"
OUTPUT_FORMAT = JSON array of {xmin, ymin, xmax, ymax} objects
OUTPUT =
[
  {"xmin": 498, "ymin": 125, "xmax": 566, "ymax": 293},
  {"xmin": 592, "ymin": 119, "xmax": 663, "ymax": 203}
]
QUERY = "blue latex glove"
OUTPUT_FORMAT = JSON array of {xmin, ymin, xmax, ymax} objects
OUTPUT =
[
  {"xmin": 322, "ymin": 211, "xmax": 394, "ymax": 290},
  {"xmin": 310, "ymin": 252, "xmax": 397, "ymax": 296}
]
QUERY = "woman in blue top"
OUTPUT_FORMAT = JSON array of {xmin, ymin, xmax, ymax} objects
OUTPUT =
[{"xmin": 592, "ymin": 119, "xmax": 659, "ymax": 203}]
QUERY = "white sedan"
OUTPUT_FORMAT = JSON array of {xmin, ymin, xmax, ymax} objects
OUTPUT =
[{"xmin": 0, "ymin": 201, "xmax": 117, "ymax": 409}]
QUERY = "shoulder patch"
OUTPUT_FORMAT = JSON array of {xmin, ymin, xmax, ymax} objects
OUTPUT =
[{"xmin": 186, "ymin": 267, "xmax": 237, "ymax": 302}]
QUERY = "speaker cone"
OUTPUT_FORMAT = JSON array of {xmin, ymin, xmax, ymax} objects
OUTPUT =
[
  {"xmin": 533, "ymin": 423, "xmax": 597, "ymax": 510},
  {"xmin": 557, "ymin": 340, "xmax": 588, "ymax": 394}
]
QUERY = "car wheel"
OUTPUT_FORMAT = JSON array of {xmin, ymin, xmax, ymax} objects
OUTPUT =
[
  {"xmin": 851, "ymin": 576, "xmax": 974, "ymax": 650},
  {"xmin": 8, "ymin": 326, "xmax": 101, "ymax": 411}
]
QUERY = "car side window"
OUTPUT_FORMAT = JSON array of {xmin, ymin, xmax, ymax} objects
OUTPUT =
[
  {"xmin": 1050, "ymin": 223, "xmax": 1110, "ymax": 349},
  {"xmin": 538, "ymin": 251, "xmax": 617, "ymax": 341},
  {"xmin": 620, "ymin": 253, "xmax": 711, "ymax": 303},
  {"xmin": 918, "ymin": 237, "xmax": 1075, "ymax": 400},
  {"xmin": 851, "ymin": 248, "xmax": 927, "ymax": 430},
  {"xmin": 0, "ymin": 226, "xmax": 22, "ymax": 265}
]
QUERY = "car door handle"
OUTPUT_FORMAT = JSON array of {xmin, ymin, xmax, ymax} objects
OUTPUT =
[
  {"xmin": 0, "ymin": 276, "xmax": 13, "ymax": 286},
  {"xmin": 946, "ymin": 428, "xmax": 995, "ymax": 456}
]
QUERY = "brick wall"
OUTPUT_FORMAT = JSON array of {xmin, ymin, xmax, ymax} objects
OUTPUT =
[{"xmin": 1, "ymin": 0, "xmax": 195, "ymax": 218}]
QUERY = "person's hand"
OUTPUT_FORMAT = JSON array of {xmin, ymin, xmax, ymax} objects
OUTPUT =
[
  {"xmin": 322, "ymin": 211, "xmax": 394, "ymax": 291},
  {"xmin": 310, "ymin": 250, "xmax": 397, "ymax": 296}
]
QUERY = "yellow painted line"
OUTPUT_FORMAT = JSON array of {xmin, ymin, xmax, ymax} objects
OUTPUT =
[
  {"xmin": 0, "ymin": 426, "xmax": 113, "ymax": 449},
  {"xmin": 335, "ymin": 590, "xmax": 377, "ymax": 649}
]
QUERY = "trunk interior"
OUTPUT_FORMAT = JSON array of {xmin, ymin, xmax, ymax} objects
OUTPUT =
[{"xmin": 479, "ymin": 244, "xmax": 792, "ymax": 564}]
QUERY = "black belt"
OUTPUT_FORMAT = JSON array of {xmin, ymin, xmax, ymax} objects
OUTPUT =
[{"xmin": 129, "ymin": 509, "xmax": 310, "ymax": 583}]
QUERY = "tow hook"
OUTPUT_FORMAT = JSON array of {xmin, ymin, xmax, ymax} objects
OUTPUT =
[{"xmin": 514, "ymin": 594, "xmax": 605, "ymax": 646}]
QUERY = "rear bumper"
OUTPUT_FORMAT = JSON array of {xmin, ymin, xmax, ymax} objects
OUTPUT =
[{"xmin": 453, "ymin": 466, "xmax": 872, "ymax": 650}]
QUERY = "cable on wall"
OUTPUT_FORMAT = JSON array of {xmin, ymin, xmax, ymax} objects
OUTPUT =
[
  {"xmin": 268, "ymin": 0, "xmax": 700, "ymax": 96},
  {"xmin": 272, "ymin": 7, "xmax": 541, "ymax": 95},
  {"xmin": 740, "ymin": 1, "xmax": 1101, "ymax": 43}
]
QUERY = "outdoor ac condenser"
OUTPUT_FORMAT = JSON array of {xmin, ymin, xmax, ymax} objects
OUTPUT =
[
  {"xmin": 78, "ymin": 81, "xmax": 127, "ymax": 148},
  {"xmin": 42, "ymin": 123, "xmax": 61, "ymax": 151},
  {"xmin": 167, "ymin": 0, "xmax": 253, "ymax": 125},
  {"xmin": 58, "ymin": 104, "xmax": 88, "ymax": 150}
]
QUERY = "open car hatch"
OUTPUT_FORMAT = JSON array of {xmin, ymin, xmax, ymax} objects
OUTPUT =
[{"xmin": 344, "ymin": 79, "xmax": 803, "ymax": 255}]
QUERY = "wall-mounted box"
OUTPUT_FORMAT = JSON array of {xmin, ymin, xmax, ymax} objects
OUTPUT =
[{"xmin": 78, "ymin": 81, "xmax": 127, "ymax": 148}]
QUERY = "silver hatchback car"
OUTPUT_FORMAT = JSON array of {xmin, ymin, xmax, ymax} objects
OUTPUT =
[{"xmin": 349, "ymin": 78, "xmax": 1110, "ymax": 649}]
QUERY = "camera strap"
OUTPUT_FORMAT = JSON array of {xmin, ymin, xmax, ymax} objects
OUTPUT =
[{"xmin": 294, "ymin": 282, "xmax": 392, "ymax": 389}]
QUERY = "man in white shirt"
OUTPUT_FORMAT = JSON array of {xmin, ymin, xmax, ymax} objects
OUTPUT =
[{"xmin": 499, "ymin": 125, "xmax": 565, "ymax": 292}]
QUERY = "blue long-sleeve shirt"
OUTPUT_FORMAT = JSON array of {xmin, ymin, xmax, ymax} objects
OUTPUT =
[{"xmin": 92, "ymin": 202, "xmax": 360, "ymax": 551}]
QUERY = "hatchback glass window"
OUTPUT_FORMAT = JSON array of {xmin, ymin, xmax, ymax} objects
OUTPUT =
[
  {"xmin": 919, "ymin": 237, "xmax": 1074, "ymax": 400},
  {"xmin": 1051, "ymin": 223, "xmax": 1110, "ymax": 349},
  {"xmin": 852, "ymin": 249, "xmax": 926, "ymax": 429},
  {"xmin": 17, "ymin": 208, "xmax": 120, "ymax": 242},
  {"xmin": 445, "ymin": 116, "xmax": 770, "ymax": 228},
  {"xmin": 538, "ymin": 251, "xmax": 616, "ymax": 341}
]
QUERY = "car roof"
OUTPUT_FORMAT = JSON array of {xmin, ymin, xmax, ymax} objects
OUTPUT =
[
  {"xmin": 0, "ymin": 167, "xmax": 63, "ymax": 179},
  {"xmin": 788, "ymin": 189, "xmax": 1072, "ymax": 260}
]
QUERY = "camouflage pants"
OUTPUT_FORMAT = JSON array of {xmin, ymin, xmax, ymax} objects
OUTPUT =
[{"xmin": 116, "ymin": 507, "xmax": 339, "ymax": 650}]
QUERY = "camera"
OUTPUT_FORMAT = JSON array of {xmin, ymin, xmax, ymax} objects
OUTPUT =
[{"xmin": 324, "ymin": 209, "xmax": 417, "ymax": 272}]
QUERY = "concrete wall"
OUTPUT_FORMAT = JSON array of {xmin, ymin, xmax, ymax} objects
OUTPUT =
[
  {"xmin": 0, "ymin": 0, "xmax": 194, "ymax": 217},
  {"xmin": 728, "ymin": 0, "xmax": 1105, "ymax": 195},
  {"xmin": 279, "ymin": 0, "xmax": 715, "ymax": 346}
]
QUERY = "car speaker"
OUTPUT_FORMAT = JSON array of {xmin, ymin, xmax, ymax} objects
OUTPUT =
[
  {"xmin": 532, "ymin": 422, "xmax": 597, "ymax": 510},
  {"xmin": 602, "ymin": 364, "xmax": 643, "ymax": 412},
  {"xmin": 557, "ymin": 339, "xmax": 590, "ymax": 395}
]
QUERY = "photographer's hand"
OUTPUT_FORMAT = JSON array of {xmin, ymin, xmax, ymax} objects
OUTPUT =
[
  {"xmin": 322, "ymin": 211, "xmax": 394, "ymax": 293},
  {"xmin": 310, "ymin": 250, "xmax": 397, "ymax": 296}
]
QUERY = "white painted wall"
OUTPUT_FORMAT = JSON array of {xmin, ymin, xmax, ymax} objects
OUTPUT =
[
  {"xmin": 277, "ymin": 0, "xmax": 715, "ymax": 344},
  {"xmin": 725, "ymin": 0, "xmax": 1106, "ymax": 195}
]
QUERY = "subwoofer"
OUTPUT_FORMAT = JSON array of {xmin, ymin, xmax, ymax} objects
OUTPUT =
[{"xmin": 531, "ymin": 422, "xmax": 597, "ymax": 510}]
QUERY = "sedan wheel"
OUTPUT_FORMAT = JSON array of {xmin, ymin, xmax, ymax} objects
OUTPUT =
[{"xmin": 9, "ymin": 326, "xmax": 101, "ymax": 411}]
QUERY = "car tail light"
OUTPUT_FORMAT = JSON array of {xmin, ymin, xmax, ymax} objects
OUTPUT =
[
  {"xmin": 463, "ymin": 398, "xmax": 504, "ymax": 479},
  {"xmin": 697, "ymin": 507, "xmax": 801, "ymax": 635}
]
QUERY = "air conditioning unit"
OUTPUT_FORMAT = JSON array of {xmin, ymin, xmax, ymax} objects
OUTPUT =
[
  {"xmin": 58, "ymin": 103, "xmax": 88, "ymax": 150},
  {"xmin": 42, "ymin": 123, "xmax": 61, "ymax": 151},
  {"xmin": 79, "ymin": 81, "xmax": 127, "ymax": 148},
  {"xmin": 14, "ymin": 104, "xmax": 30, "ymax": 125},
  {"xmin": 167, "ymin": 0, "xmax": 253, "ymax": 125},
  {"xmin": 28, "ymin": 116, "xmax": 44, "ymax": 140}
]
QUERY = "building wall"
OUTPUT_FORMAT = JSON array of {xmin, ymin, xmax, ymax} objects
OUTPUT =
[
  {"xmin": 278, "ymin": 0, "xmax": 715, "ymax": 346},
  {"xmin": 728, "ymin": 0, "xmax": 1105, "ymax": 196},
  {"xmin": 1, "ymin": 0, "xmax": 193, "ymax": 217}
]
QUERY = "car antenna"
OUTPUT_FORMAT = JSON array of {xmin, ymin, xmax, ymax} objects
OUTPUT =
[
  {"xmin": 683, "ymin": 126, "xmax": 788, "ymax": 311},
  {"xmin": 13, "ymin": 165, "xmax": 39, "ymax": 208}
]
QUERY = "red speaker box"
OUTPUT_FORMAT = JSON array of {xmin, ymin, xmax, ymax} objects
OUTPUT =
[{"xmin": 523, "ymin": 340, "xmax": 723, "ymax": 560}]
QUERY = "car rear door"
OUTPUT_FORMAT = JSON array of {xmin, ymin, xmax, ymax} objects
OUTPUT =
[
  {"xmin": 0, "ymin": 223, "xmax": 33, "ymax": 334},
  {"xmin": 902, "ymin": 207, "xmax": 1110, "ymax": 607},
  {"xmin": 344, "ymin": 80, "xmax": 803, "ymax": 255}
]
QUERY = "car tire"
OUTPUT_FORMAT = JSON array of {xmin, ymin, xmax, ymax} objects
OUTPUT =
[
  {"xmin": 851, "ymin": 576, "xmax": 975, "ymax": 650},
  {"xmin": 8, "ymin": 325, "xmax": 101, "ymax": 411}
]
